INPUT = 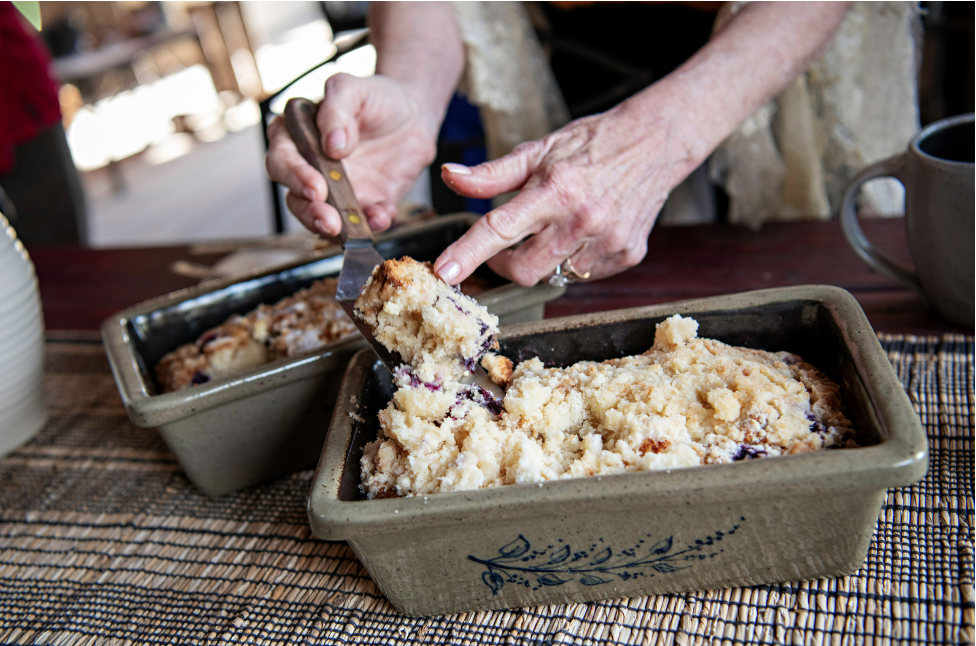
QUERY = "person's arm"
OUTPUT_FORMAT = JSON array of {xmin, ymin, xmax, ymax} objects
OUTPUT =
[
  {"xmin": 369, "ymin": 2, "xmax": 463, "ymax": 143},
  {"xmin": 434, "ymin": 2, "xmax": 852, "ymax": 286},
  {"xmin": 264, "ymin": 2, "xmax": 463, "ymax": 236}
]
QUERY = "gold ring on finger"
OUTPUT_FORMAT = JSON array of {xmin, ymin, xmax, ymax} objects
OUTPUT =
[{"xmin": 562, "ymin": 257, "xmax": 590, "ymax": 281}]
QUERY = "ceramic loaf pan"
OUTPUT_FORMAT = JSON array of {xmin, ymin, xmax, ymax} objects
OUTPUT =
[
  {"xmin": 101, "ymin": 215, "xmax": 564, "ymax": 497},
  {"xmin": 308, "ymin": 285, "xmax": 927, "ymax": 617}
]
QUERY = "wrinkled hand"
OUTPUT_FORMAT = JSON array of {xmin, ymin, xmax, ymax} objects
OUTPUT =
[
  {"xmin": 433, "ymin": 104, "xmax": 700, "ymax": 287},
  {"xmin": 265, "ymin": 73, "xmax": 437, "ymax": 237}
]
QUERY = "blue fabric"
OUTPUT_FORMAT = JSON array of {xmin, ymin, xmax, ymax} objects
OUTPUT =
[
  {"xmin": 439, "ymin": 95, "xmax": 491, "ymax": 214},
  {"xmin": 439, "ymin": 94, "xmax": 484, "ymax": 142}
]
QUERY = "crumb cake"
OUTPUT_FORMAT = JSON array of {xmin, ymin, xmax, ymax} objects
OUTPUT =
[
  {"xmin": 155, "ymin": 278, "xmax": 356, "ymax": 393},
  {"xmin": 354, "ymin": 258, "xmax": 500, "ymax": 384},
  {"xmin": 360, "ymin": 310, "xmax": 857, "ymax": 499}
]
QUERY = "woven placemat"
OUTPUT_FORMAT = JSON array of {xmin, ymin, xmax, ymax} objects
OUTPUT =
[{"xmin": 0, "ymin": 335, "xmax": 972, "ymax": 645}]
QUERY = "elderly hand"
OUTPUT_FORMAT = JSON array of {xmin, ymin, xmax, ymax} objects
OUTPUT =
[
  {"xmin": 431, "ymin": 1, "xmax": 852, "ymax": 287},
  {"xmin": 433, "ymin": 99, "xmax": 701, "ymax": 287},
  {"xmin": 265, "ymin": 73, "xmax": 438, "ymax": 237}
]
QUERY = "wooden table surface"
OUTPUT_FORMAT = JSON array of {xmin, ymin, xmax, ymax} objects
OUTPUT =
[{"xmin": 26, "ymin": 218, "xmax": 970, "ymax": 336}]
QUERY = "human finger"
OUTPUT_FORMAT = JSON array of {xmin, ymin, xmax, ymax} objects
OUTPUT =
[
  {"xmin": 571, "ymin": 222, "xmax": 652, "ymax": 281},
  {"xmin": 284, "ymin": 192, "xmax": 342, "ymax": 237},
  {"xmin": 433, "ymin": 187, "xmax": 556, "ymax": 284},
  {"xmin": 363, "ymin": 201, "xmax": 397, "ymax": 232},
  {"xmin": 440, "ymin": 138, "xmax": 549, "ymax": 200},
  {"xmin": 488, "ymin": 224, "xmax": 583, "ymax": 287},
  {"xmin": 265, "ymin": 117, "xmax": 329, "ymax": 202},
  {"xmin": 316, "ymin": 73, "xmax": 369, "ymax": 159}
]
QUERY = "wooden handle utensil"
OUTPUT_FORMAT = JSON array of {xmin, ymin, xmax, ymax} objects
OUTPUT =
[{"xmin": 283, "ymin": 97, "xmax": 372, "ymax": 243}]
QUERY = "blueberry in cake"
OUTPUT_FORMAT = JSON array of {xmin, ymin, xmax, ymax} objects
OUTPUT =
[{"xmin": 155, "ymin": 278, "xmax": 357, "ymax": 393}]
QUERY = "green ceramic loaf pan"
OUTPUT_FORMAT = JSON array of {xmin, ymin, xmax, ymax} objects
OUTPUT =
[
  {"xmin": 308, "ymin": 285, "xmax": 927, "ymax": 616},
  {"xmin": 101, "ymin": 215, "xmax": 564, "ymax": 497}
]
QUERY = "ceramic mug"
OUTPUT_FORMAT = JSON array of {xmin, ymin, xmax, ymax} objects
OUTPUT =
[{"xmin": 840, "ymin": 113, "xmax": 974, "ymax": 327}]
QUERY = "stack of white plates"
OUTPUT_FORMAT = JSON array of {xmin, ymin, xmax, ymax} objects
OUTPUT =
[{"xmin": 0, "ymin": 213, "xmax": 46, "ymax": 456}]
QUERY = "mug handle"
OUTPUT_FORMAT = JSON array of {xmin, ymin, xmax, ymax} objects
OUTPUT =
[{"xmin": 839, "ymin": 154, "xmax": 924, "ymax": 294}]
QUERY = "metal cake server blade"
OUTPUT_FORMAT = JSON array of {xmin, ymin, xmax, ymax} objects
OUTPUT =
[
  {"xmin": 335, "ymin": 242, "xmax": 405, "ymax": 373},
  {"xmin": 284, "ymin": 98, "xmax": 402, "ymax": 374}
]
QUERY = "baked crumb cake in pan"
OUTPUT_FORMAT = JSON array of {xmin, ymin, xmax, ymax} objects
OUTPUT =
[
  {"xmin": 155, "ymin": 278, "xmax": 356, "ymax": 393},
  {"xmin": 354, "ymin": 260, "xmax": 857, "ymax": 499},
  {"xmin": 308, "ymin": 285, "xmax": 925, "ymax": 616}
]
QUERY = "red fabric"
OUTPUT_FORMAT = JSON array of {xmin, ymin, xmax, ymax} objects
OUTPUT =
[{"xmin": 0, "ymin": 1, "xmax": 61, "ymax": 173}]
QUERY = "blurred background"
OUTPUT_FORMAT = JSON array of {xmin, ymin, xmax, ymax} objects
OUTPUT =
[
  {"xmin": 2, "ymin": 0, "xmax": 381, "ymax": 248},
  {"xmin": 0, "ymin": 1, "xmax": 973, "ymax": 249}
]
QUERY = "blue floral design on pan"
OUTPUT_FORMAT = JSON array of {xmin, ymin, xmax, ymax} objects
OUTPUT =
[{"xmin": 469, "ymin": 517, "xmax": 744, "ymax": 595}]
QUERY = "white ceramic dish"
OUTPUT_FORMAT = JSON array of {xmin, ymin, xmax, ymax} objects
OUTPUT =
[{"xmin": 0, "ymin": 212, "xmax": 46, "ymax": 457}]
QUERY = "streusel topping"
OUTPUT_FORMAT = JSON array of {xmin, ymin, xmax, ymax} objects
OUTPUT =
[
  {"xmin": 156, "ymin": 278, "xmax": 356, "ymax": 393},
  {"xmin": 360, "ymin": 313, "xmax": 856, "ymax": 498}
]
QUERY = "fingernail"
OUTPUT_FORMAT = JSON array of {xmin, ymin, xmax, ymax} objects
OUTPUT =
[
  {"xmin": 327, "ymin": 128, "xmax": 347, "ymax": 152},
  {"xmin": 442, "ymin": 163, "xmax": 471, "ymax": 175},
  {"xmin": 302, "ymin": 186, "xmax": 315, "ymax": 201},
  {"xmin": 314, "ymin": 219, "xmax": 330, "ymax": 236},
  {"xmin": 438, "ymin": 261, "xmax": 460, "ymax": 282}
]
